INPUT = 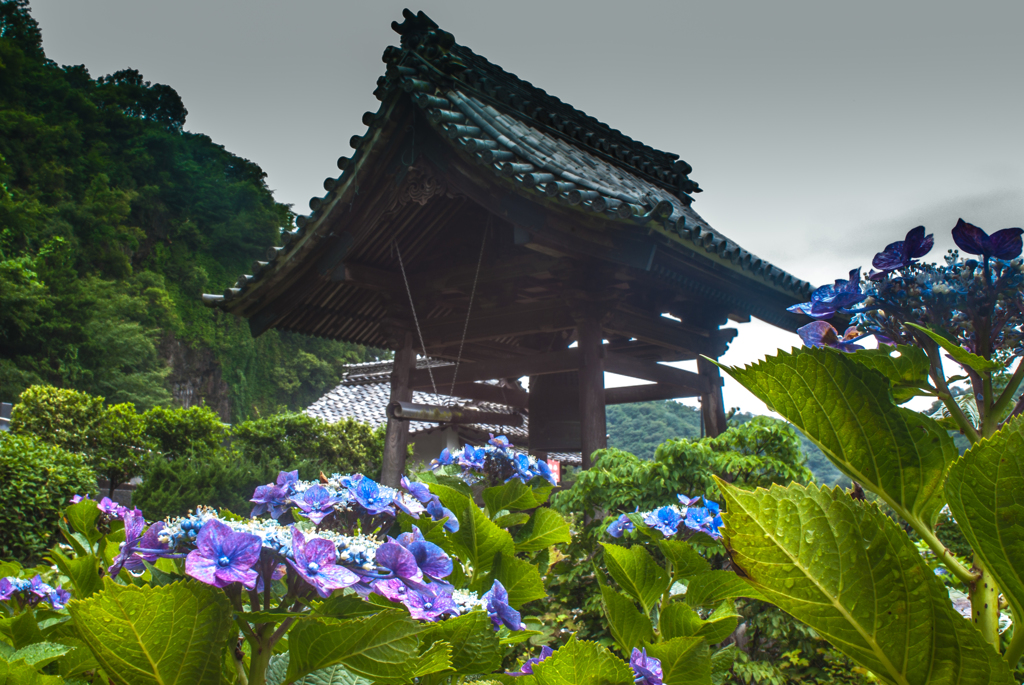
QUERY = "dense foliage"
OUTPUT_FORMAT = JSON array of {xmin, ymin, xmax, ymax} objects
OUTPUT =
[
  {"xmin": 0, "ymin": 433, "xmax": 96, "ymax": 560},
  {"xmin": 0, "ymin": 0, "xmax": 380, "ymax": 420}
]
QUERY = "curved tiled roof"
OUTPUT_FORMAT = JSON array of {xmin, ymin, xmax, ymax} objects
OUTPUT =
[{"xmin": 206, "ymin": 9, "xmax": 813, "ymax": 333}]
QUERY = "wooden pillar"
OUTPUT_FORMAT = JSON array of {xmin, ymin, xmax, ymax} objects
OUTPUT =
[
  {"xmin": 381, "ymin": 333, "xmax": 415, "ymax": 487},
  {"xmin": 577, "ymin": 317, "xmax": 606, "ymax": 470},
  {"xmin": 697, "ymin": 355, "xmax": 728, "ymax": 438}
]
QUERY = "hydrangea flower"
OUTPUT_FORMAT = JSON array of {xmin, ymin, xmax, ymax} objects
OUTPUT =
[
  {"xmin": 951, "ymin": 219, "xmax": 1023, "ymax": 261},
  {"xmin": 797, "ymin": 321, "xmax": 868, "ymax": 353},
  {"xmin": 185, "ymin": 519, "xmax": 262, "ymax": 589},
  {"xmin": 294, "ymin": 485, "xmax": 342, "ymax": 525},
  {"xmin": 286, "ymin": 528, "xmax": 360, "ymax": 598},
  {"xmin": 276, "ymin": 470, "xmax": 300, "ymax": 495},
  {"xmin": 507, "ymin": 646, "xmax": 554, "ymax": 676},
  {"xmin": 250, "ymin": 485, "xmax": 290, "ymax": 519},
  {"xmin": 630, "ymin": 648, "xmax": 663, "ymax": 685},
  {"xmin": 786, "ymin": 269, "xmax": 867, "ymax": 319},
  {"xmin": 482, "ymin": 579, "xmax": 525, "ymax": 631},
  {"xmin": 108, "ymin": 511, "xmax": 171, "ymax": 577},
  {"xmin": 375, "ymin": 541, "xmax": 423, "ymax": 583},
  {"xmin": 347, "ymin": 477, "xmax": 397, "ymax": 516},
  {"xmin": 399, "ymin": 530, "xmax": 452, "ymax": 581},
  {"xmin": 426, "ymin": 499, "xmax": 459, "ymax": 533},
  {"xmin": 872, "ymin": 225, "xmax": 934, "ymax": 272},
  {"xmin": 610, "ymin": 496, "xmax": 724, "ymax": 540},
  {"xmin": 402, "ymin": 582, "xmax": 456, "ymax": 621},
  {"xmin": 457, "ymin": 444, "xmax": 486, "ymax": 470},
  {"xmin": 643, "ymin": 506, "xmax": 683, "ymax": 536},
  {"xmin": 489, "ymin": 434, "xmax": 512, "ymax": 450},
  {"xmin": 48, "ymin": 587, "xmax": 71, "ymax": 610},
  {"xmin": 606, "ymin": 513, "xmax": 635, "ymax": 538}
]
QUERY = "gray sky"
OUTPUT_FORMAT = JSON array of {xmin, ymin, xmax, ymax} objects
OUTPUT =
[{"xmin": 31, "ymin": 1, "xmax": 1024, "ymax": 413}]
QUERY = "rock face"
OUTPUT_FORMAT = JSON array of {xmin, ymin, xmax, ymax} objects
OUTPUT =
[{"xmin": 160, "ymin": 335, "xmax": 232, "ymax": 420}]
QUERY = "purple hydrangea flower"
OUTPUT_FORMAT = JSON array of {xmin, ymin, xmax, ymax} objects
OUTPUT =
[
  {"xmin": 797, "ymin": 321, "xmax": 867, "ymax": 352},
  {"xmin": 787, "ymin": 268, "xmax": 867, "ymax": 319},
  {"xmin": 402, "ymin": 536, "xmax": 452, "ymax": 580},
  {"xmin": 185, "ymin": 520, "xmax": 262, "ymax": 589},
  {"xmin": 426, "ymin": 499, "xmax": 460, "ymax": 533},
  {"xmin": 250, "ymin": 484, "xmax": 291, "ymax": 519},
  {"xmin": 482, "ymin": 579, "xmax": 524, "ymax": 631},
  {"xmin": 606, "ymin": 514, "xmax": 635, "ymax": 538},
  {"xmin": 295, "ymin": 485, "xmax": 342, "ymax": 525},
  {"xmin": 48, "ymin": 587, "xmax": 71, "ymax": 610},
  {"xmin": 348, "ymin": 477, "xmax": 396, "ymax": 516},
  {"xmin": 507, "ymin": 646, "xmax": 554, "ymax": 676},
  {"xmin": 0, "ymin": 578, "xmax": 15, "ymax": 601},
  {"xmin": 872, "ymin": 225, "xmax": 934, "ymax": 272},
  {"xmin": 400, "ymin": 476, "xmax": 433, "ymax": 504},
  {"xmin": 28, "ymin": 575, "xmax": 53, "ymax": 599},
  {"xmin": 684, "ymin": 506, "xmax": 723, "ymax": 540},
  {"xmin": 70, "ymin": 494, "xmax": 90, "ymax": 504},
  {"xmin": 952, "ymin": 219, "xmax": 1024, "ymax": 261},
  {"xmin": 276, "ymin": 470, "xmax": 300, "ymax": 494},
  {"xmin": 372, "ymin": 578, "xmax": 409, "ymax": 603},
  {"xmin": 108, "ymin": 512, "xmax": 171, "ymax": 577},
  {"xmin": 375, "ymin": 541, "xmax": 423, "ymax": 583},
  {"xmin": 506, "ymin": 452, "xmax": 535, "ymax": 484},
  {"xmin": 287, "ymin": 528, "xmax": 360, "ymax": 598},
  {"xmin": 97, "ymin": 497, "xmax": 128, "ymax": 518},
  {"xmin": 432, "ymin": 448, "xmax": 455, "ymax": 468},
  {"xmin": 630, "ymin": 648, "xmax": 663, "ymax": 685},
  {"xmin": 457, "ymin": 444, "xmax": 486, "ymax": 470},
  {"xmin": 402, "ymin": 582, "xmax": 455, "ymax": 621}
]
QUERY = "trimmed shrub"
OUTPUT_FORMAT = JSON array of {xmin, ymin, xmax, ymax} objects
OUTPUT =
[
  {"xmin": 143, "ymin": 404, "xmax": 227, "ymax": 457},
  {"xmin": 9, "ymin": 385, "xmax": 105, "ymax": 452},
  {"xmin": 0, "ymin": 433, "xmax": 97, "ymax": 561},
  {"xmin": 131, "ymin": 448, "xmax": 258, "ymax": 520}
]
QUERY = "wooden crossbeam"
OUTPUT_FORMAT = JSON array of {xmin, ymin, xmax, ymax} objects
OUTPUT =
[
  {"xmin": 409, "ymin": 349, "xmax": 581, "ymax": 388},
  {"xmin": 407, "ymin": 380, "xmax": 529, "ymax": 408},
  {"xmin": 605, "ymin": 383, "xmax": 700, "ymax": 405},
  {"xmin": 419, "ymin": 300, "xmax": 575, "ymax": 348},
  {"xmin": 604, "ymin": 308, "xmax": 713, "ymax": 357},
  {"xmin": 603, "ymin": 352, "xmax": 710, "ymax": 394}
]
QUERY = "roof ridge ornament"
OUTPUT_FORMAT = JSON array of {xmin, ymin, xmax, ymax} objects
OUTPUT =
[{"xmin": 391, "ymin": 9, "xmax": 463, "ymax": 75}]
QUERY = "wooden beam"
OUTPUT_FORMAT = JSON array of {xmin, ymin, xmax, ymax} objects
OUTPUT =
[
  {"xmin": 577, "ymin": 317, "xmax": 606, "ymax": 471},
  {"xmin": 407, "ymin": 380, "xmax": 529, "ymax": 408},
  {"xmin": 698, "ymin": 356, "xmax": 728, "ymax": 438},
  {"xmin": 605, "ymin": 383, "xmax": 700, "ymax": 405},
  {"xmin": 409, "ymin": 349, "xmax": 581, "ymax": 388},
  {"xmin": 604, "ymin": 307, "xmax": 718, "ymax": 357},
  {"xmin": 381, "ymin": 333, "xmax": 415, "ymax": 487},
  {"xmin": 419, "ymin": 300, "xmax": 575, "ymax": 348},
  {"xmin": 409, "ymin": 253, "xmax": 560, "ymax": 291},
  {"xmin": 603, "ymin": 352, "xmax": 711, "ymax": 394},
  {"xmin": 339, "ymin": 262, "xmax": 403, "ymax": 292}
]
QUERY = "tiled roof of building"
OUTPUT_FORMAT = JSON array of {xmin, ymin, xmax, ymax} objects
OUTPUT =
[{"xmin": 305, "ymin": 358, "xmax": 580, "ymax": 464}]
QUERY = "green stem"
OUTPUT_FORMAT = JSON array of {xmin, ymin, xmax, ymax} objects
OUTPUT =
[
  {"xmin": 1006, "ymin": 608, "xmax": 1024, "ymax": 668},
  {"xmin": 971, "ymin": 559, "xmax": 1001, "ymax": 650},
  {"xmin": 925, "ymin": 343, "xmax": 980, "ymax": 443},
  {"xmin": 991, "ymin": 359, "xmax": 1024, "ymax": 425},
  {"xmin": 247, "ymin": 625, "xmax": 276, "ymax": 685},
  {"xmin": 916, "ymin": 526, "xmax": 978, "ymax": 585},
  {"xmin": 233, "ymin": 647, "xmax": 249, "ymax": 685}
]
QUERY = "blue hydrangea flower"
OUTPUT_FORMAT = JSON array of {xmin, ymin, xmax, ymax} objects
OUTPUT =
[
  {"xmin": 426, "ymin": 498, "xmax": 459, "ymax": 533},
  {"xmin": 482, "ymin": 579, "xmax": 525, "ymax": 631},
  {"xmin": 457, "ymin": 444, "xmax": 486, "ymax": 470},
  {"xmin": 250, "ymin": 485, "xmax": 291, "ymax": 519},
  {"xmin": 287, "ymin": 528, "xmax": 360, "ymax": 598},
  {"xmin": 643, "ymin": 506, "xmax": 683, "ymax": 537},
  {"xmin": 534, "ymin": 459, "xmax": 557, "ymax": 486},
  {"xmin": 375, "ymin": 541, "xmax": 423, "ymax": 583},
  {"xmin": 276, "ymin": 470, "xmax": 300, "ymax": 495},
  {"xmin": 489, "ymin": 434, "xmax": 512, "ymax": 450},
  {"xmin": 48, "ymin": 587, "xmax": 71, "ymax": 610},
  {"xmin": 952, "ymin": 219, "xmax": 1024, "ymax": 260},
  {"xmin": 797, "ymin": 321, "xmax": 867, "ymax": 353},
  {"xmin": 787, "ymin": 268, "xmax": 867, "ymax": 319},
  {"xmin": 507, "ymin": 646, "xmax": 554, "ymax": 676},
  {"xmin": 295, "ymin": 485, "xmax": 342, "ymax": 525},
  {"xmin": 872, "ymin": 225, "xmax": 934, "ymax": 272},
  {"xmin": 684, "ymin": 506, "xmax": 723, "ymax": 540},
  {"xmin": 108, "ymin": 511, "xmax": 171, "ymax": 577},
  {"xmin": 347, "ymin": 477, "xmax": 396, "ymax": 516},
  {"xmin": 606, "ymin": 513, "xmax": 635, "ymax": 538},
  {"xmin": 402, "ymin": 582, "xmax": 456, "ymax": 621}
]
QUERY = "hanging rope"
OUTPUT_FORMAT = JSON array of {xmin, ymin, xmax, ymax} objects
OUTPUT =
[
  {"xmin": 394, "ymin": 241, "xmax": 438, "ymax": 398},
  {"xmin": 447, "ymin": 223, "xmax": 487, "ymax": 406}
]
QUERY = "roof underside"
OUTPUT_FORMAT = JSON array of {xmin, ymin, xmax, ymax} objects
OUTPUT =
[{"xmin": 209, "ymin": 10, "xmax": 813, "ymax": 354}]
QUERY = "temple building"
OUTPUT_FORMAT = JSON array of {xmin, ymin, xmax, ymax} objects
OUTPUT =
[{"xmin": 204, "ymin": 10, "xmax": 811, "ymax": 486}]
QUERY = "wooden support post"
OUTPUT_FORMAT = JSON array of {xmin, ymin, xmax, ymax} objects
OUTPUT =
[
  {"xmin": 697, "ymin": 356, "xmax": 728, "ymax": 438},
  {"xmin": 577, "ymin": 317, "xmax": 606, "ymax": 470},
  {"xmin": 381, "ymin": 333, "xmax": 416, "ymax": 487}
]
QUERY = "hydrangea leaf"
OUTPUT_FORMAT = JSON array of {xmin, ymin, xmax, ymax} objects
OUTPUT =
[
  {"xmin": 493, "ymin": 512, "xmax": 531, "ymax": 528},
  {"xmin": 50, "ymin": 550, "xmax": 101, "ymax": 599},
  {"xmin": 498, "ymin": 629, "xmax": 543, "ymax": 646},
  {"xmin": 0, "ymin": 610, "xmax": 44, "ymax": 650},
  {"xmin": 285, "ymin": 611, "xmax": 447, "ymax": 684},
  {"xmin": 514, "ymin": 508, "xmax": 571, "ymax": 552},
  {"xmin": 491, "ymin": 553, "xmax": 547, "ymax": 608},
  {"xmin": 717, "ymin": 480, "xmax": 1014, "ymax": 685},
  {"xmin": 7, "ymin": 642, "xmax": 71, "ymax": 668},
  {"xmin": 311, "ymin": 594, "xmax": 382, "ymax": 620},
  {"xmin": 846, "ymin": 345, "xmax": 931, "ymax": 403},
  {"xmin": 601, "ymin": 542, "xmax": 671, "ymax": 616},
  {"xmin": 599, "ymin": 584, "xmax": 654, "ymax": 654},
  {"xmin": 945, "ymin": 416, "xmax": 1024, "ymax": 627},
  {"xmin": 904, "ymin": 323, "xmax": 1003, "ymax": 373},
  {"xmin": 483, "ymin": 481, "xmax": 551, "ymax": 514},
  {"xmin": 721, "ymin": 347, "xmax": 957, "ymax": 529},
  {"xmin": 433, "ymin": 484, "xmax": 514, "ymax": 573},
  {"xmin": 266, "ymin": 654, "xmax": 371, "ymax": 685},
  {"xmin": 64, "ymin": 500, "xmax": 103, "ymax": 545},
  {"xmin": 657, "ymin": 540, "xmax": 711, "ymax": 580},
  {"xmin": 0, "ymin": 657, "xmax": 64, "ymax": 685},
  {"xmin": 530, "ymin": 635, "xmax": 633, "ymax": 685},
  {"xmin": 645, "ymin": 636, "xmax": 711, "ymax": 685},
  {"xmin": 683, "ymin": 571, "xmax": 763, "ymax": 608},
  {"xmin": 709, "ymin": 645, "xmax": 739, "ymax": 680},
  {"xmin": 68, "ymin": 578, "xmax": 233, "ymax": 685},
  {"xmin": 419, "ymin": 610, "xmax": 502, "ymax": 675},
  {"xmin": 660, "ymin": 600, "xmax": 738, "ymax": 645}
]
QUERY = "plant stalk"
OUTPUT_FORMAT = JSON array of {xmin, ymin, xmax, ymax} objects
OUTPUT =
[
  {"xmin": 924, "ymin": 342, "xmax": 980, "ymax": 443},
  {"xmin": 915, "ymin": 526, "xmax": 978, "ymax": 585},
  {"xmin": 1006, "ymin": 610, "xmax": 1024, "ymax": 669},
  {"xmin": 971, "ymin": 559, "xmax": 1001, "ymax": 650},
  {"xmin": 246, "ymin": 625, "xmax": 276, "ymax": 685}
]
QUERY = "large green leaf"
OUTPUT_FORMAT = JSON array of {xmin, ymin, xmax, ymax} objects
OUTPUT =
[
  {"xmin": 657, "ymin": 540, "xmax": 710, "ymax": 580},
  {"xmin": 68, "ymin": 578, "xmax": 233, "ymax": 685},
  {"xmin": 5, "ymin": 642, "xmax": 71, "ymax": 668},
  {"xmin": 64, "ymin": 500, "xmax": 103, "ymax": 545},
  {"xmin": 514, "ymin": 508, "xmax": 571, "ymax": 552},
  {"xmin": 0, "ymin": 611, "xmax": 44, "ymax": 650},
  {"xmin": 718, "ymin": 480, "xmax": 1014, "ymax": 685},
  {"xmin": 531, "ymin": 635, "xmax": 633, "ymax": 685},
  {"xmin": 50, "ymin": 550, "xmax": 102, "ymax": 600},
  {"xmin": 660, "ymin": 600, "xmax": 738, "ymax": 645},
  {"xmin": 945, "ymin": 416, "xmax": 1024, "ymax": 626},
  {"xmin": 600, "ymin": 584, "xmax": 654, "ymax": 654},
  {"xmin": 683, "ymin": 571, "xmax": 763, "ymax": 608},
  {"xmin": 905, "ymin": 323, "xmax": 1003, "ymax": 373},
  {"xmin": 601, "ymin": 543, "xmax": 670, "ymax": 615},
  {"xmin": 847, "ymin": 345, "xmax": 931, "ymax": 403},
  {"xmin": 721, "ymin": 347, "xmax": 957, "ymax": 529},
  {"xmin": 0, "ymin": 656, "xmax": 64, "ymax": 685},
  {"xmin": 491, "ymin": 553, "xmax": 547, "ymax": 608},
  {"xmin": 286, "ymin": 611, "xmax": 448, "ymax": 684},
  {"xmin": 483, "ymin": 481, "xmax": 550, "ymax": 514},
  {"xmin": 433, "ymin": 484, "xmax": 514, "ymax": 574},
  {"xmin": 419, "ymin": 611, "xmax": 502, "ymax": 675},
  {"xmin": 645, "ymin": 636, "xmax": 711, "ymax": 685},
  {"xmin": 267, "ymin": 653, "xmax": 371, "ymax": 685}
]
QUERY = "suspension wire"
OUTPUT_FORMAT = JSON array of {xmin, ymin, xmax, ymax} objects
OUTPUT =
[
  {"xmin": 447, "ymin": 222, "xmax": 488, "ymax": 406},
  {"xmin": 394, "ymin": 241, "xmax": 438, "ymax": 398}
]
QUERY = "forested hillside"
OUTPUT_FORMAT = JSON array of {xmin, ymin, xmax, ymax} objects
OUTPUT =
[
  {"xmin": 0, "ymin": 1, "xmax": 381, "ymax": 419},
  {"xmin": 606, "ymin": 400, "xmax": 848, "ymax": 485}
]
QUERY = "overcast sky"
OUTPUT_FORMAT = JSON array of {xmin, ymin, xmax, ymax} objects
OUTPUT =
[{"xmin": 31, "ymin": 1, "xmax": 1024, "ymax": 414}]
